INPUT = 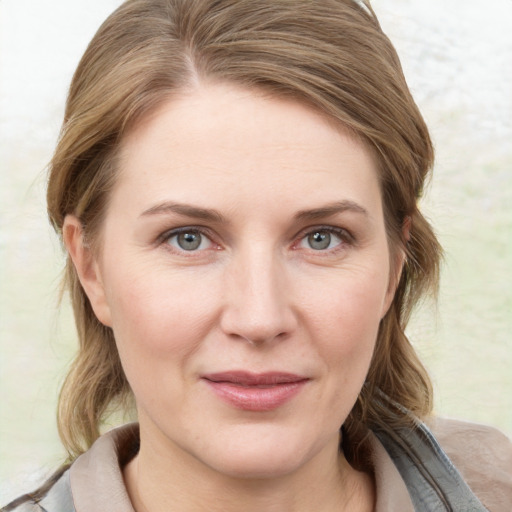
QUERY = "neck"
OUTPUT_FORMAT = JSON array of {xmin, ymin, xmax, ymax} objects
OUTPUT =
[{"xmin": 123, "ymin": 424, "xmax": 374, "ymax": 512}]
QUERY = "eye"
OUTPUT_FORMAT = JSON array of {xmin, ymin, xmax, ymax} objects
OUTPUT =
[
  {"xmin": 165, "ymin": 229, "xmax": 213, "ymax": 252},
  {"xmin": 298, "ymin": 228, "xmax": 348, "ymax": 251}
]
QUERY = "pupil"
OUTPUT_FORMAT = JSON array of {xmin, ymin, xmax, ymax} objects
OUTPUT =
[
  {"xmin": 309, "ymin": 231, "xmax": 331, "ymax": 250},
  {"xmin": 178, "ymin": 232, "xmax": 201, "ymax": 250}
]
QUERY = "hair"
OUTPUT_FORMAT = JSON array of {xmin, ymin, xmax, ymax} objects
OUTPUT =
[{"xmin": 47, "ymin": 0, "xmax": 441, "ymax": 468}]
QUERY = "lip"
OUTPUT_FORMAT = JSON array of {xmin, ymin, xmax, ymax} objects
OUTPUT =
[{"xmin": 202, "ymin": 371, "xmax": 309, "ymax": 412}]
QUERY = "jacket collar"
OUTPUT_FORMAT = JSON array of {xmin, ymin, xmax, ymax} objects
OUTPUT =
[{"xmin": 69, "ymin": 422, "xmax": 414, "ymax": 512}]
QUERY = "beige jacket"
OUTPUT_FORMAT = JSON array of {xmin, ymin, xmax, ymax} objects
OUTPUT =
[{"xmin": 4, "ymin": 418, "xmax": 512, "ymax": 511}]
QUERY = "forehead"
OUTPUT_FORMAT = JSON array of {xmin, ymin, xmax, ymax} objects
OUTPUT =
[{"xmin": 114, "ymin": 83, "xmax": 382, "ymax": 218}]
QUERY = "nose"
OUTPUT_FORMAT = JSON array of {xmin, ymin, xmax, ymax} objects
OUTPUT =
[{"xmin": 220, "ymin": 247, "xmax": 297, "ymax": 345}]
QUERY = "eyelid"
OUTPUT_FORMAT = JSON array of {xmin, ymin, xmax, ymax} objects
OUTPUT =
[
  {"xmin": 155, "ymin": 224, "xmax": 355, "ymax": 255},
  {"xmin": 157, "ymin": 226, "xmax": 220, "ymax": 253},
  {"xmin": 293, "ymin": 225, "xmax": 355, "ymax": 251}
]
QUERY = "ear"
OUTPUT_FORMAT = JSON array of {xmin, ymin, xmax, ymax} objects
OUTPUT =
[
  {"xmin": 62, "ymin": 215, "xmax": 112, "ymax": 327},
  {"xmin": 381, "ymin": 216, "xmax": 411, "ymax": 317},
  {"xmin": 402, "ymin": 215, "xmax": 411, "ymax": 244}
]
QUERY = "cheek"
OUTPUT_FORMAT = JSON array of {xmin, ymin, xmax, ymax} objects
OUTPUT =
[
  {"xmin": 305, "ymin": 264, "xmax": 388, "ymax": 329},
  {"xmin": 320, "ymin": 287, "xmax": 383, "ymax": 424},
  {"xmin": 102, "ymin": 264, "xmax": 220, "ymax": 377},
  {"xmin": 302, "ymin": 268, "xmax": 388, "ymax": 374}
]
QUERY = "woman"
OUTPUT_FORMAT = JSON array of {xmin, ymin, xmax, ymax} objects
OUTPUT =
[{"xmin": 3, "ymin": 0, "xmax": 511, "ymax": 511}]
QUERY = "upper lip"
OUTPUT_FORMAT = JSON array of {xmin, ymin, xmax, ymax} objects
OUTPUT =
[{"xmin": 202, "ymin": 371, "xmax": 308, "ymax": 386}]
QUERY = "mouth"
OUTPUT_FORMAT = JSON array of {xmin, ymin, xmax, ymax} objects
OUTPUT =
[{"xmin": 202, "ymin": 371, "xmax": 309, "ymax": 411}]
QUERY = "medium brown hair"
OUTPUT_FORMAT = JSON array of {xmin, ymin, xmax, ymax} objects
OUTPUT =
[{"xmin": 48, "ymin": 0, "xmax": 441, "ymax": 466}]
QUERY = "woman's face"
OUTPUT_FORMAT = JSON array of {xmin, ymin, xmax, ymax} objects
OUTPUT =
[{"xmin": 76, "ymin": 83, "xmax": 399, "ymax": 478}]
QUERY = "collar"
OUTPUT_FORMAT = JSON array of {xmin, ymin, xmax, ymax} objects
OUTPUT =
[{"xmin": 70, "ymin": 423, "xmax": 413, "ymax": 511}]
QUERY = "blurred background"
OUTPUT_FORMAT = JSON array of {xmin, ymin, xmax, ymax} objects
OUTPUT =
[{"xmin": 1, "ymin": 0, "xmax": 511, "ymax": 503}]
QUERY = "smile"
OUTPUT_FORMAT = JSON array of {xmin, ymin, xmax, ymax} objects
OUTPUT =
[{"xmin": 202, "ymin": 372, "xmax": 309, "ymax": 411}]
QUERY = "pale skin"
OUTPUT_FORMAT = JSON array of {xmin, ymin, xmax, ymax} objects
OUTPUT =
[{"xmin": 64, "ymin": 83, "xmax": 406, "ymax": 512}]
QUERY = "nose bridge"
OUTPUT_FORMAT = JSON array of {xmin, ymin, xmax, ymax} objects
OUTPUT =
[{"xmin": 221, "ymin": 243, "xmax": 295, "ymax": 344}]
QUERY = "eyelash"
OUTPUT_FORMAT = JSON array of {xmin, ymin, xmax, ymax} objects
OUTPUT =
[
  {"xmin": 158, "ymin": 226, "xmax": 219, "ymax": 255},
  {"xmin": 157, "ymin": 225, "xmax": 354, "ymax": 255},
  {"xmin": 293, "ymin": 225, "xmax": 355, "ymax": 254}
]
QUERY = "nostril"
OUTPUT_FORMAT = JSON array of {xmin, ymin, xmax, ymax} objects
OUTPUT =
[{"xmin": 233, "ymin": 330, "xmax": 290, "ymax": 347}]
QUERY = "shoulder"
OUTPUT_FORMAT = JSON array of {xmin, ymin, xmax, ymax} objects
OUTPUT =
[
  {"xmin": 2, "ymin": 424, "xmax": 139, "ymax": 512},
  {"xmin": 428, "ymin": 417, "xmax": 512, "ymax": 511},
  {"xmin": 1, "ymin": 466, "xmax": 74, "ymax": 512}
]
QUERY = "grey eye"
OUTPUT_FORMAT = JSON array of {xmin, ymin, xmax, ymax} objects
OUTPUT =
[
  {"xmin": 165, "ymin": 229, "xmax": 215, "ymax": 253},
  {"xmin": 307, "ymin": 231, "xmax": 332, "ymax": 250},
  {"xmin": 178, "ymin": 232, "xmax": 201, "ymax": 250},
  {"xmin": 169, "ymin": 231, "xmax": 205, "ymax": 251}
]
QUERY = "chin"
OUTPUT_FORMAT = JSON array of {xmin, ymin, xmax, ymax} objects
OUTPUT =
[
  {"xmin": 195, "ymin": 426, "xmax": 334, "ymax": 480},
  {"xmin": 208, "ymin": 450, "xmax": 307, "ymax": 480}
]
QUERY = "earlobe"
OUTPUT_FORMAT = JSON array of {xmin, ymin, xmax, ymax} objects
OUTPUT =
[
  {"xmin": 381, "ymin": 217, "xmax": 411, "ymax": 318},
  {"xmin": 381, "ymin": 250, "xmax": 405, "ymax": 319},
  {"xmin": 62, "ymin": 215, "xmax": 112, "ymax": 327},
  {"xmin": 402, "ymin": 215, "xmax": 412, "ymax": 244},
  {"xmin": 393, "ymin": 215, "xmax": 412, "ymax": 297}
]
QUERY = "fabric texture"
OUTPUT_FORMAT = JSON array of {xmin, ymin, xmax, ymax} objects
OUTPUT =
[{"xmin": 2, "ymin": 418, "xmax": 511, "ymax": 511}]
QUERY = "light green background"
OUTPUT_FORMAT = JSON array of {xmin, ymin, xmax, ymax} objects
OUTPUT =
[{"xmin": 1, "ymin": 0, "xmax": 511, "ymax": 503}]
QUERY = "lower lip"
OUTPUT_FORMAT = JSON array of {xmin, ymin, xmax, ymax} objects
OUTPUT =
[{"xmin": 204, "ymin": 380, "xmax": 307, "ymax": 411}]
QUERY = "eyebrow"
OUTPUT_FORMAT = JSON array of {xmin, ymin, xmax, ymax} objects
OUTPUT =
[
  {"xmin": 140, "ymin": 201, "xmax": 227, "ymax": 223},
  {"xmin": 294, "ymin": 200, "xmax": 369, "ymax": 221},
  {"xmin": 140, "ymin": 199, "xmax": 368, "ymax": 224}
]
